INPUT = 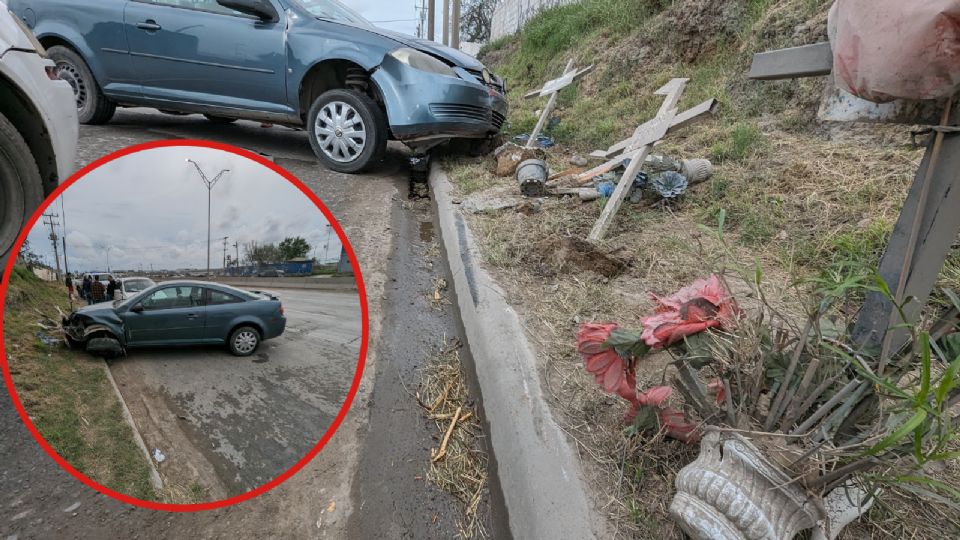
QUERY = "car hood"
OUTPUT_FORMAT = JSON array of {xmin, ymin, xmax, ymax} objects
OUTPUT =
[
  {"xmin": 372, "ymin": 29, "xmax": 485, "ymax": 71},
  {"xmin": 315, "ymin": 17, "xmax": 485, "ymax": 71},
  {"xmin": 71, "ymin": 303, "xmax": 119, "ymax": 319}
]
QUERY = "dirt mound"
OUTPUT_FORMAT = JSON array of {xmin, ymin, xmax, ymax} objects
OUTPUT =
[
  {"xmin": 655, "ymin": 0, "xmax": 748, "ymax": 62},
  {"xmin": 532, "ymin": 236, "xmax": 627, "ymax": 278}
]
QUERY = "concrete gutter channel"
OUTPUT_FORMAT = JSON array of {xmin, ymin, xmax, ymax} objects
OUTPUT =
[
  {"xmin": 100, "ymin": 360, "xmax": 164, "ymax": 492},
  {"xmin": 430, "ymin": 163, "xmax": 602, "ymax": 539}
]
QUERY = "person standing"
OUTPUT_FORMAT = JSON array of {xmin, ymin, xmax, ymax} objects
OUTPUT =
[
  {"xmin": 106, "ymin": 276, "xmax": 119, "ymax": 301},
  {"xmin": 82, "ymin": 275, "xmax": 92, "ymax": 303},
  {"xmin": 65, "ymin": 273, "xmax": 74, "ymax": 300},
  {"xmin": 90, "ymin": 276, "xmax": 105, "ymax": 305}
]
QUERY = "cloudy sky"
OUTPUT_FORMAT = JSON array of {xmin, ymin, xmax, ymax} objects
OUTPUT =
[{"xmin": 25, "ymin": 147, "xmax": 343, "ymax": 273}]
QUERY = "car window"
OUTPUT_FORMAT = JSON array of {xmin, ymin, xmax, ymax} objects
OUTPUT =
[
  {"xmin": 139, "ymin": 286, "xmax": 205, "ymax": 311},
  {"xmin": 207, "ymin": 289, "xmax": 245, "ymax": 306},
  {"xmin": 138, "ymin": 0, "xmax": 249, "ymax": 17}
]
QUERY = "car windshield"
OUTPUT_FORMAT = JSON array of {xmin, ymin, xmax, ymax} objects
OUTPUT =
[{"xmin": 293, "ymin": 0, "xmax": 369, "ymax": 25}]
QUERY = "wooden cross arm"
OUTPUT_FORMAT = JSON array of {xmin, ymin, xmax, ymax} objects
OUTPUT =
[
  {"xmin": 748, "ymin": 42, "xmax": 832, "ymax": 80},
  {"xmin": 586, "ymin": 98, "xmax": 718, "ymax": 163},
  {"xmin": 523, "ymin": 65, "xmax": 595, "ymax": 99}
]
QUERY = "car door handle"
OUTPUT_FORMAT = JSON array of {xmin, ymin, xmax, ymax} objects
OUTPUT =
[
  {"xmin": 186, "ymin": 313, "xmax": 199, "ymax": 320},
  {"xmin": 136, "ymin": 20, "xmax": 162, "ymax": 31}
]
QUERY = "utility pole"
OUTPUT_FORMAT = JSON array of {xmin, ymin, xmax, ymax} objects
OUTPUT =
[
  {"xmin": 102, "ymin": 245, "xmax": 113, "ymax": 272},
  {"xmin": 42, "ymin": 213, "xmax": 62, "ymax": 280},
  {"xmin": 187, "ymin": 159, "xmax": 230, "ymax": 277},
  {"xmin": 59, "ymin": 196, "xmax": 70, "ymax": 276},
  {"xmin": 451, "ymin": 0, "xmax": 461, "ymax": 50},
  {"xmin": 221, "ymin": 236, "xmax": 229, "ymax": 274},
  {"xmin": 428, "ymin": 0, "xmax": 436, "ymax": 41},
  {"xmin": 442, "ymin": 0, "xmax": 449, "ymax": 45},
  {"xmin": 323, "ymin": 224, "xmax": 333, "ymax": 264},
  {"xmin": 234, "ymin": 241, "xmax": 240, "ymax": 271}
]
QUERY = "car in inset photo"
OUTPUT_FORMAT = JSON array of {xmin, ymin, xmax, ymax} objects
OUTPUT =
[
  {"xmin": 0, "ymin": 7, "xmax": 78, "ymax": 261},
  {"xmin": 9, "ymin": 0, "xmax": 508, "ymax": 173},
  {"xmin": 63, "ymin": 281, "xmax": 287, "ymax": 357}
]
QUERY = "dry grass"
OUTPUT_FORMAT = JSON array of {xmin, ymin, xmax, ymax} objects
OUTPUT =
[
  {"xmin": 440, "ymin": 111, "xmax": 950, "ymax": 540},
  {"xmin": 418, "ymin": 339, "xmax": 489, "ymax": 539}
]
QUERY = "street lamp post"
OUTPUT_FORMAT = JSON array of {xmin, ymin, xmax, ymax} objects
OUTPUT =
[{"xmin": 186, "ymin": 160, "xmax": 230, "ymax": 277}]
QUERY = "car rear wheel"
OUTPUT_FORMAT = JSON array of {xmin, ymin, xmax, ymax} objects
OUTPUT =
[
  {"xmin": 47, "ymin": 46, "xmax": 116, "ymax": 125},
  {"xmin": 0, "ymin": 111, "xmax": 43, "ymax": 261},
  {"xmin": 204, "ymin": 114, "xmax": 237, "ymax": 124},
  {"xmin": 307, "ymin": 89, "xmax": 387, "ymax": 174},
  {"xmin": 228, "ymin": 326, "xmax": 261, "ymax": 357}
]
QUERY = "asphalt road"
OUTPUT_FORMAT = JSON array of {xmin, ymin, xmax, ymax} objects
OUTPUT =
[
  {"xmin": 1, "ymin": 109, "xmax": 488, "ymax": 538},
  {"xmin": 108, "ymin": 288, "xmax": 362, "ymax": 500}
]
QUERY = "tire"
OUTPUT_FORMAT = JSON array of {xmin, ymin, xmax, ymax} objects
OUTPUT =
[
  {"xmin": 47, "ymin": 45, "xmax": 116, "ymax": 125},
  {"xmin": 228, "ymin": 326, "xmax": 261, "ymax": 357},
  {"xmin": 307, "ymin": 89, "xmax": 387, "ymax": 173},
  {"xmin": 204, "ymin": 114, "xmax": 237, "ymax": 124},
  {"xmin": 0, "ymin": 111, "xmax": 43, "ymax": 261}
]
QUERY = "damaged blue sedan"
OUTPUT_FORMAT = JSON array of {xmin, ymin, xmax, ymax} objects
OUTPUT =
[
  {"xmin": 62, "ymin": 281, "xmax": 286, "ymax": 357},
  {"xmin": 10, "ymin": 0, "xmax": 508, "ymax": 172}
]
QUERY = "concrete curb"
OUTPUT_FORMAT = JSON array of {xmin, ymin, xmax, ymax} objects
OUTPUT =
[
  {"xmin": 430, "ymin": 164, "xmax": 600, "ymax": 539},
  {"xmin": 100, "ymin": 360, "xmax": 163, "ymax": 492}
]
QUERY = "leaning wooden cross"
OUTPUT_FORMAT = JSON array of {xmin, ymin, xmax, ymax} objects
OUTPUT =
[
  {"xmin": 581, "ymin": 79, "xmax": 717, "ymax": 241},
  {"xmin": 523, "ymin": 59, "xmax": 594, "ymax": 148}
]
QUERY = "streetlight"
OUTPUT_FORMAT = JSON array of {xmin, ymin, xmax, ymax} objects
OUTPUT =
[{"xmin": 186, "ymin": 159, "xmax": 230, "ymax": 277}]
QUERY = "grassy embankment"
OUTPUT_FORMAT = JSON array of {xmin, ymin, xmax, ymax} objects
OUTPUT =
[{"xmin": 3, "ymin": 267, "xmax": 156, "ymax": 501}]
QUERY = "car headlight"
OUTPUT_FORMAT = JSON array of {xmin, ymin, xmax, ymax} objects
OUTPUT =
[
  {"xmin": 9, "ymin": 10, "xmax": 47, "ymax": 58},
  {"xmin": 389, "ymin": 48, "xmax": 457, "ymax": 77}
]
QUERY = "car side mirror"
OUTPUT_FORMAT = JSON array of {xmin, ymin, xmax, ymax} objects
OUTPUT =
[
  {"xmin": 130, "ymin": 304, "xmax": 144, "ymax": 313},
  {"xmin": 216, "ymin": 0, "xmax": 279, "ymax": 23}
]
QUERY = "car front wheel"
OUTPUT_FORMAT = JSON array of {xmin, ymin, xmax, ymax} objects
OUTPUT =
[
  {"xmin": 47, "ymin": 46, "xmax": 116, "ymax": 125},
  {"xmin": 0, "ymin": 111, "xmax": 43, "ymax": 261},
  {"xmin": 307, "ymin": 89, "xmax": 387, "ymax": 173},
  {"xmin": 228, "ymin": 326, "xmax": 261, "ymax": 357}
]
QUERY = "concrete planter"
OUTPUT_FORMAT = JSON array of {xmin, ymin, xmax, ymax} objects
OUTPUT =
[{"xmin": 669, "ymin": 431, "xmax": 825, "ymax": 540}]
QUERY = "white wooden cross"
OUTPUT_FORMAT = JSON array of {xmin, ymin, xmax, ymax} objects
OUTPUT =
[
  {"xmin": 523, "ymin": 59, "xmax": 594, "ymax": 148},
  {"xmin": 583, "ymin": 79, "xmax": 717, "ymax": 241}
]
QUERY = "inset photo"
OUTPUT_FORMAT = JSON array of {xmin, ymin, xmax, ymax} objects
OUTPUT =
[{"xmin": 1, "ymin": 142, "xmax": 366, "ymax": 508}]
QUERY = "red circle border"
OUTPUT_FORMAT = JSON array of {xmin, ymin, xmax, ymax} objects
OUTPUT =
[{"xmin": 0, "ymin": 140, "xmax": 370, "ymax": 513}]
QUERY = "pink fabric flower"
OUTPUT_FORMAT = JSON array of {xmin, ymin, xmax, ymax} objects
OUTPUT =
[
  {"xmin": 660, "ymin": 408, "xmax": 701, "ymax": 444},
  {"xmin": 639, "ymin": 274, "xmax": 740, "ymax": 348}
]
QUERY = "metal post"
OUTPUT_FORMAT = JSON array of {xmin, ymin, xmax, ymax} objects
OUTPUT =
[
  {"xmin": 451, "ymin": 0, "xmax": 461, "ymax": 50},
  {"xmin": 187, "ymin": 160, "xmax": 229, "ymax": 278},
  {"xmin": 428, "ymin": 0, "xmax": 436, "ymax": 41},
  {"xmin": 442, "ymin": 0, "xmax": 450, "ymax": 45}
]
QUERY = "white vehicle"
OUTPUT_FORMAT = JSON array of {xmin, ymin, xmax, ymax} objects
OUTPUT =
[
  {"xmin": 0, "ymin": 8, "xmax": 78, "ymax": 260},
  {"xmin": 115, "ymin": 276, "xmax": 156, "ymax": 301}
]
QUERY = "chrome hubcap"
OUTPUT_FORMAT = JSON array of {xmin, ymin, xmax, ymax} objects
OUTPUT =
[
  {"xmin": 235, "ymin": 331, "xmax": 258, "ymax": 354},
  {"xmin": 57, "ymin": 62, "xmax": 88, "ymax": 111},
  {"xmin": 314, "ymin": 101, "xmax": 366, "ymax": 163}
]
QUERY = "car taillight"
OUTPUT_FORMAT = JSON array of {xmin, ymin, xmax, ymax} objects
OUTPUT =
[
  {"xmin": 45, "ymin": 65, "xmax": 58, "ymax": 81},
  {"xmin": 279, "ymin": 306, "xmax": 284, "ymax": 316}
]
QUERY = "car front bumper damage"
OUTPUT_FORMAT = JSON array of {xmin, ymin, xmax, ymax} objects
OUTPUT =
[{"xmin": 372, "ymin": 55, "xmax": 507, "ymax": 143}]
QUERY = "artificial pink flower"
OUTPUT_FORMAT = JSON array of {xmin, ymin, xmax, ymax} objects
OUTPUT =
[
  {"xmin": 660, "ymin": 408, "xmax": 701, "ymax": 444},
  {"xmin": 639, "ymin": 274, "xmax": 740, "ymax": 348},
  {"xmin": 636, "ymin": 386, "xmax": 673, "ymax": 407}
]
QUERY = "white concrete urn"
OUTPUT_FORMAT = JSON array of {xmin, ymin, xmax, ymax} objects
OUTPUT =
[{"xmin": 669, "ymin": 430, "xmax": 825, "ymax": 540}]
